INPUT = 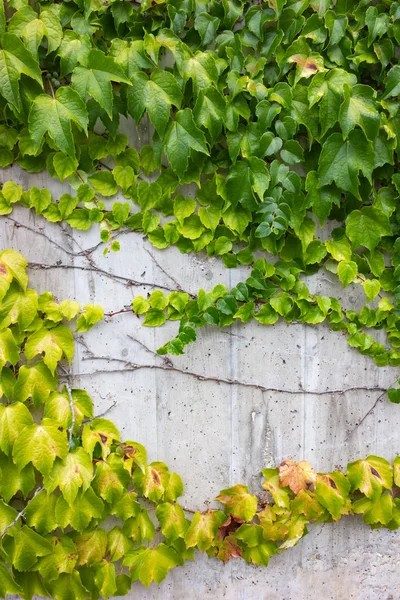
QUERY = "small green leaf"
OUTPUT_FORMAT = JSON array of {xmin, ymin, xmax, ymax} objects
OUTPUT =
[
  {"xmin": 364, "ymin": 279, "xmax": 380, "ymax": 302},
  {"xmin": 337, "ymin": 261, "xmax": 358, "ymax": 287},
  {"xmin": 216, "ymin": 484, "xmax": 258, "ymax": 521},
  {"xmin": 89, "ymin": 171, "xmax": 117, "ymax": 197}
]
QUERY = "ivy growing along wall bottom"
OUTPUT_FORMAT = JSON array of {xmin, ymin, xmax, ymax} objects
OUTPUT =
[{"xmin": 0, "ymin": 249, "xmax": 399, "ymax": 599}]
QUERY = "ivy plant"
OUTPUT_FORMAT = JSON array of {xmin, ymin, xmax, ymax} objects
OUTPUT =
[
  {"xmin": 0, "ymin": 250, "xmax": 399, "ymax": 600},
  {"xmin": 1, "ymin": 0, "xmax": 400, "ymax": 594}
]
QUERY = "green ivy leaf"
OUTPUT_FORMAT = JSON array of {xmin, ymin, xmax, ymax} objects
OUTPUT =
[
  {"xmin": 4, "ymin": 527, "xmax": 52, "ymax": 572},
  {"xmin": 107, "ymin": 526, "xmax": 133, "ymax": 561},
  {"xmin": 143, "ymin": 308, "xmax": 167, "ymax": 327},
  {"xmin": 0, "ymin": 249, "xmax": 28, "ymax": 300},
  {"xmin": 88, "ymin": 171, "xmax": 118, "ymax": 197},
  {"xmin": 0, "ymin": 33, "xmax": 42, "ymax": 109},
  {"xmin": 55, "ymin": 487, "xmax": 104, "ymax": 532},
  {"xmin": 156, "ymin": 503, "xmax": 188, "ymax": 541},
  {"xmin": 0, "ymin": 329, "xmax": 19, "ymax": 368},
  {"xmin": 346, "ymin": 456, "xmax": 392, "ymax": 501},
  {"xmin": 94, "ymin": 561, "xmax": 117, "ymax": 598},
  {"xmin": 383, "ymin": 65, "xmax": 400, "ymax": 99},
  {"xmin": 184, "ymin": 509, "xmax": 226, "ymax": 551},
  {"xmin": 353, "ymin": 494, "xmax": 393, "ymax": 526},
  {"xmin": 72, "ymin": 49, "xmax": 130, "ymax": 118},
  {"xmin": 36, "ymin": 535, "xmax": 78, "ymax": 582},
  {"xmin": 337, "ymin": 260, "xmax": 358, "ymax": 287},
  {"xmin": 74, "ymin": 528, "xmax": 107, "ymax": 566},
  {"xmin": 48, "ymin": 572, "xmax": 89, "ymax": 600},
  {"xmin": 0, "ymin": 563, "xmax": 21, "ymax": 596},
  {"xmin": 82, "ymin": 418, "xmax": 120, "ymax": 459},
  {"xmin": 216, "ymin": 484, "xmax": 258, "ymax": 521},
  {"xmin": 25, "ymin": 324, "xmax": 74, "ymax": 374},
  {"xmin": 0, "ymin": 454, "xmax": 35, "ymax": 502},
  {"xmin": 315, "ymin": 472, "xmax": 350, "ymax": 520},
  {"xmin": 44, "ymin": 447, "xmax": 94, "ymax": 505},
  {"xmin": 164, "ymin": 108, "xmax": 209, "ymax": 175},
  {"xmin": 318, "ymin": 131, "xmax": 375, "ymax": 199},
  {"xmin": 0, "ymin": 401, "xmax": 34, "ymax": 456},
  {"xmin": 128, "ymin": 70, "xmax": 182, "ymax": 136},
  {"xmin": 126, "ymin": 544, "xmax": 180, "ymax": 587},
  {"xmin": 28, "ymin": 87, "xmax": 88, "ymax": 158},
  {"xmin": 93, "ymin": 455, "xmax": 130, "ymax": 503},
  {"xmin": 53, "ymin": 152, "xmax": 78, "ymax": 182},
  {"xmin": 14, "ymin": 361, "xmax": 57, "ymax": 407},
  {"xmin": 13, "ymin": 420, "xmax": 69, "ymax": 475},
  {"xmin": 195, "ymin": 13, "xmax": 220, "ymax": 46},
  {"xmin": 345, "ymin": 207, "xmax": 392, "ymax": 251},
  {"xmin": 24, "ymin": 490, "xmax": 58, "ymax": 534},
  {"xmin": 339, "ymin": 84, "xmax": 380, "ymax": 141}
]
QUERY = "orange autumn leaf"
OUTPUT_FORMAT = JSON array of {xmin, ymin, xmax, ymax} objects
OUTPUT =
[{"xmin": 278, "ymin": 460, "xmax": 316, "ymax": 494}]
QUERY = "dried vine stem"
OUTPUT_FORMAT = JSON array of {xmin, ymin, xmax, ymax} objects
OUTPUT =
[
  {"xmin": 77, "ymin": 352, "xmax": 388, "ymax": 397},
  {"xmin": 0, "ymin": 487, "xmax": 44, "ymax": 540}
]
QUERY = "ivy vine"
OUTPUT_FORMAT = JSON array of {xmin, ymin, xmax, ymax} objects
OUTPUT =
[
  {"xmin": 1, "ymin": 0, "xmax": 400, "ymax": 595},
  {"xmin": 0, "ymin": 250, "xmax": 399, "ymax": 599}
]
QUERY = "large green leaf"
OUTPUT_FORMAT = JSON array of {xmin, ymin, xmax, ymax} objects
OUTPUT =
[
  {"xmin": 184, "ymin": 510, "xmax": 226, "ymax": 551},
  {"xmin": 345, "ymin": 206, "xmax": 392, "ymax": 251},
  {"xmin": 3, "ymin": 527, "xmax": 52, "ymax": 572},
  {"xmin": 318, "ymin": 131, "xmax": 375, "ymax": 199},
  {"xmin": 128, "ymin": 70, "xmax": 182, "ymax": 135},
  {"xmin": 0, "ymin": 249, "xmax": 28, "ymax": 300},
  {"xmin": 125, "ymin": 544, "xmax": 180, "ymax": 587},
  {"xmin": 44, "ymin": 447, "xmax": 94, "ymax": 505},
  {"xmin": 72, "ymin": 49, "xmax": 130, "ymax": 117},
  {"xmin": 164, "ymin": 108, "xmax": 209, "ymax": 175},
  {"xmin": 25, "ymin": 324, "xmax": 74, "ymax": 374},
  {"xmin": 0, "ymin": 401, "xmax": 33, "ymax": 455},
  {"xmin": 13, "ymin": 361, "xmax": 58, "ymax": 407},
  {"xmin": 24, "ymin": 489, "xmax": 58, "ymax": 534},
  {"xmin": 28, "ymin": 87, "xmax": 88, "ymax": 158},
  {"xmin": 0, "ymin": 33, "xmax": 42, "ymax": 109},
  {"xmin": 36, "ymin": 535, "xmax": 78, "ymax": 581},
  {"xmin": 0, "ymin": 563, "xmax": 21, "ymax": 596},
  {"xmin": 0, "ymin": 454, "xmax": 35, "ymax": 501},
  {"xmin": 175, "ymin": 48, "xmax": 218, "ymax": 95},
  {"xmin": 308, "ymin": 68, "xmax": 356, "ymax": 137},
  {"xmin": 155, "ymin": 503, "xmax": 188, "ymax": 541},
  {"xmin": 0, "ymin": 329, "xmax": 19, "ymax": 369},
  {"xmin": 58, "ymin": 31, "xmax": 91, "ymax": 77},
  {"xmin": 13, "ymin": 420, "xmax": 69, "ymax": 474},
  {"xmin": 347, "ymin": 456, "xmax": 393, "ymax": 501},
  {"xmin": 339, "ymin": 84, "xmax": 380, "ymax": 141},
  {"xmin": 56, "ymin": 487, "xmax": 104, "ymax": 532}
]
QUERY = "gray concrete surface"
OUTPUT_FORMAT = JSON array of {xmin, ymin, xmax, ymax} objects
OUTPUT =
[{"xmin": 1, "ymin": 157, "xmax": 400, "ymax": 599}]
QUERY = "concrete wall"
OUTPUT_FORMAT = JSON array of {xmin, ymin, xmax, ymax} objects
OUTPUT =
[{"xmin": 1, "ymin": 156, "xmax": 400, "ymax": 599}]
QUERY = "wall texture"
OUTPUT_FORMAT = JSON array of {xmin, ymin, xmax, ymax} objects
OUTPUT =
[{"xmin": 1, "ymin": 161, "xmax": 400, "ymax": 599}]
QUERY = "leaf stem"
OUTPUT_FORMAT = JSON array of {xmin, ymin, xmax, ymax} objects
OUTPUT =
[{"xmin": 0, "ymin": 486, "xmax": 44, "ymax": 540}]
